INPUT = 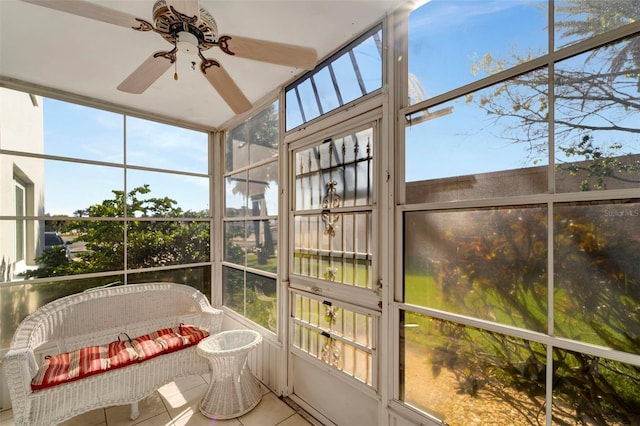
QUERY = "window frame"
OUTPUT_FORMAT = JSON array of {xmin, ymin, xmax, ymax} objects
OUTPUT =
[
  {"xmin": 396, "ymin": 2, "xmax": 640, "ymax": 423},
  {"xmin": 221, "ymin": 100, "xmax": 281, "ymax": 335},
  {"xmin": 285, "ymin": 24, "xmax": 384, "ymax": 132},
  {"xmin": 14, "ymin": 178, "xmax": 27, "ymax": 263},
  {"xmin": 0, "ymin": 95, "xmax": 214, "ymax": 350}
]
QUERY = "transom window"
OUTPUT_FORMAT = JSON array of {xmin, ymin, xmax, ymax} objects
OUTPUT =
[{"xmin": 285, "ymin": 25, "xmax": 382, "ymax": 131}]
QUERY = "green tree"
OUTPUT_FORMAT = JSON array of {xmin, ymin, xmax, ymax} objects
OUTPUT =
[
  {"xmin": 448, "ymin": 9, "xmax": 640, "ymax": 419},
  {"xmin": 410, "ymin": 204, "xmax": 640, "ymax": 423},
  {"xmin": 428, "ymin": 9, "xmax": 640, "ymax": 419},
  {"xmin": 468, "ymin": 0, "xmax": 640, "ymax": 191},
  {"xmin": 23, "ymin": 245, "xmax": 75, "ymax": 278},
  {"xmin": 26, "ymin": 185, "xmax": 210, "ymax": 277}
]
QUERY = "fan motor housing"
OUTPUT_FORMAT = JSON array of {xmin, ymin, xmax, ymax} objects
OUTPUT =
[{"xmin": 152, "ymin": 0, "xmax": 218, "ymax": 51}]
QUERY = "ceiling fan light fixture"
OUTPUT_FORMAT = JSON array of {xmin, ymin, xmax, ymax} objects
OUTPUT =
[
  {"xmin": 24, "ymin": 0, "xmax": 317, "ymax": 115},
  {"xmin": 176, "ymin": 31, "xmax": 198, "ymax": 54}
]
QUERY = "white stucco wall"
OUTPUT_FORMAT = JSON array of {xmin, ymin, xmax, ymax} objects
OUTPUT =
[{"xmin": 0, "ymin": 88, "xmax": 44, "ymax": 281}]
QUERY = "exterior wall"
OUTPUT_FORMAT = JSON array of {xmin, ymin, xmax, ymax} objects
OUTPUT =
[
  {"xmin": 406, "ymin": 156, "xmax": 640, "ymax": 205},
  {"xmin": 0, "ymin": 89, "xmax": 44, "ymax": 410},
  {"xmin": 0, "ymin": 88, "xmax": 44, "ymax": 281}
]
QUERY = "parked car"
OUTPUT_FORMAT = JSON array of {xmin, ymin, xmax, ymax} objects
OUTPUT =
[{"xmin": 44, "ymin": 232, "xmax": 72, "ymax": 259}]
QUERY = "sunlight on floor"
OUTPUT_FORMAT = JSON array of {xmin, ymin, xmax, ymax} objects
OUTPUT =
[{"xmin": 0, "ymin": 375, "xmax": 315, "ymax": 426}]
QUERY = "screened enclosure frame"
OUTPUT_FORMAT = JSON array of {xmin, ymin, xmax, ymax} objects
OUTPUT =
[{"xmin": 394, "ymin": 2, "xmax": 640, "ymax": 424}]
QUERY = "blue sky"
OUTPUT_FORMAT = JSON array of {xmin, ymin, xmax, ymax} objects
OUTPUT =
[
  {"xmin": 409, "ymin": 0, "xmax": 547, "ymax": 99},
  {"xmin": 42, "ymin": 98, "xmax": 209, "ymax": 216},
  {"xmin": 40, "ymin": 0, "xmax": 549, "ymax": 213},
  {"xmin": 406, "ymin": 0, "xmax": 640, "ymax": 184},
  {"xmin": 39, "ymin": 0, "xmax": 638, "ymax": 213},
  {"xmin": 406, "ymin": 0, "xmax": 549, "ymax": 182}
]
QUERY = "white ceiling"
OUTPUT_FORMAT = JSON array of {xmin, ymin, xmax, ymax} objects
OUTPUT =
[{"xmin": 0, "ymin": 0, "xmax": 406, "ymax": 130}]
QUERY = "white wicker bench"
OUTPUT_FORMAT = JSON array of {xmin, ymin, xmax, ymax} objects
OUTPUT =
[{"xmin": 2, "ymin": 282, "xmax": 223, "ymax": 426}]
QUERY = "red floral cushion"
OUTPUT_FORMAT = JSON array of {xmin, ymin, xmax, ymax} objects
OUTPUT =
[
  {"xmin": 131, "ymin": 331, "xmax": 166, "ymax": 360},
  {"xmin": 31, "ymin": 345, "xmax": 109, "ymax": 390},
  {"xmin": 179, "ymin": 324, "xmax": 209, "ymax": 345},
  {"xmin": 31, "ymin": 326, "xmax": 209, "ymax": 391},
  {"xmin": 107, "ymin": 340, "xmax": 139, "ymax": 369},
  {"xmin": 156, "ymin": 331, "xmax": 189, "ymax": 353}
]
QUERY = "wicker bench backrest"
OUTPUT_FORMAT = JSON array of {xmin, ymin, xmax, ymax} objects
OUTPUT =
[{"xmin": 10, "ymin": 283, "xmax": 211, "ymax": 353}]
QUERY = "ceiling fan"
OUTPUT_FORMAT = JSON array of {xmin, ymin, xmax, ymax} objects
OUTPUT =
[{"xmin": 21, "ymin": 0, "xmax": 318, "ymax": 114}]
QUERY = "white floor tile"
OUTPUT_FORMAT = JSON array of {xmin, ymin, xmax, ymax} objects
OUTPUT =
[
  {"xmin": 239, "ymin": 393, "xmax": 297, "ymax": 426},
  {"xmin": 170, "ymin": 403, "xmax": 241, "ymax": 426},
  {"xmin": 105, "ymin": 393, "xmax": 167, "ymax": 426},
  {"xmin": 0, "ymin": 380, "xmax": 314, "ymax": 426},
  {"xmin": 277, "ymin": 413, "xmax": 317, "ymax": 426},
  {"xmin": 158, "ymin": 375, "xmax": 207, "ymax": 399},
  {"xmin": 0, "ymin": 410, "xmax": 14, "ymax": 426},
  {"xmin": 129, "ymin": 412, "xmax": 173, "ymax": 426},
  {"xmin": 160, "ymin": 382, "xmax": 208, "ymax": 412},
  {"xmin": 58, "ymin": 408, "xmax": 106, "ymax": 426}
]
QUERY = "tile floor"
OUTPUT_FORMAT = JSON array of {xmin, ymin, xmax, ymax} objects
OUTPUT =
[{"xmin": 0, "ymin": 374, "xmax": 318, "ymax": 426}]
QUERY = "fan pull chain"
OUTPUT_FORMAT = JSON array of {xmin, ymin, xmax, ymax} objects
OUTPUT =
[{"xmin": 174, "ymin": 40, "xmax": 179, "ymax": 80}]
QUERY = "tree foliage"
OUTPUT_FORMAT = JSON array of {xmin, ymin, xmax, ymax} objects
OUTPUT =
[
  {"xmin": 26, "ymin": 185, "xmax": 210, "ymax": 278},
  {"xmin": 468, "ymin": 0, "xmax": 640, "ymax": 191},
  {"xmin": 422, "ymin": 204, "xmax": 640, "ymax": 422},
  {"xmin": 408, "ymin": 2, "xmax": 640, "ymax": 422}
]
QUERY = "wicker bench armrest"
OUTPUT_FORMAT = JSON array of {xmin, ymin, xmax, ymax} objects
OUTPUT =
[
  {"xmin": 201, "ymin": 307, "xmax": 224, "ymax": 334},
  {"xmin": 2, "ymin": 349, "xmax": 36, "ymax": 405}
]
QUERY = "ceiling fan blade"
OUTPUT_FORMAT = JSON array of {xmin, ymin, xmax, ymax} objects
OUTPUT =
[
  {"xmin": 21, "ymin": 0, "xmax": 140, "ymax": 28},
  {"xmin": 117, "ymin": 54, "xmax": 172, "ymax": 94},
  {"xmin": 201, "ymin": 63, "xmax": 252, "ymax": 114},
  {"xmin": 166, "ymin": 0, "xmax": 200, "ymax": 18},
  {"xmin": 221, "ymin": 35, "xmax": 317, "ymax": 70}
]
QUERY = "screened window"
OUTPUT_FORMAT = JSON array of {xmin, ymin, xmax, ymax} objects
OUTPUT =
[
  {"xmin": 292, "ymin": 291, "xmax": 377, "ymax": 388},
  {"xmin": 402, "ymin": 1, "xmax": 640, "ymax": 424},
  {"xmin": 405, "ymin": 68, "xmax": 549, "ymax": 202},
  {"xmin": 408, "ymin": 0, "xmax": 547, "ymax": 103},
  {"xmin": 553, "ymin": 199, "xmax": 640, "ymax": 347},
  {"xmin": 554, "ymin": 38, "xmax": 640, "ymax": 192},
  {"xmin": 222, "ymin": 101, "xmax": 279, "ymax": 333},
  {"xmin": 285, "ymin": 25, "xmax": 383, "ymax": 131},
  {"xmin": 14, "ymin": 179, "xmax": 26, "ymax": 262},
  {"xmin": 404, "ymin": 205, "xmax": 548, "ymax": 332},
  {"xmin": 554, "ymin": 0, "xmax": 640, "ymax": 50},
  {"xmin": 292, "ymin": 127, "xmax": 374, "ymax": 290},
  {"xmin": 401, "ymin": 312, "xmax": 547, "ymax": 424},
  {"xmin": 0, "ymin": 94, "xmax": 211, "ymax": 349},
  {"xmin": 40, "ymin": 98, "xmax": 124, "ymax": 162}
]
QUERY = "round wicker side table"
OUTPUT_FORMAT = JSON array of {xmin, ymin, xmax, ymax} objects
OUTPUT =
[{"xmin": 196, "ymin": 329, "xmax": 263, "ymax": 419}]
